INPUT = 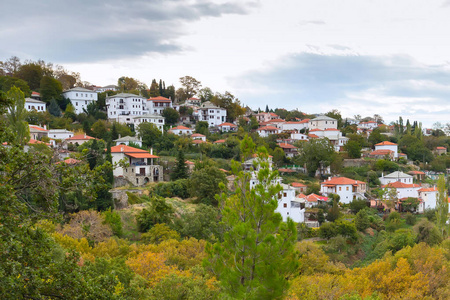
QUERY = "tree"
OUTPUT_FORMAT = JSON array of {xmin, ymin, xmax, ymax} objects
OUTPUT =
[
  {"xmin": 325, "ymin": 109, "xmax": 343, "ymax": 128},
  {"xmin": 137, "ymin": 122, "xmax": 162, "ymax": 148},
  {"xmin": 319, "ymin": 222, "xmax": 337, "ymax": 240},
  {"xmin": 195, "ymin": 121, "xmax": 209, "ymax": 136},
  {"xmin": 327, "ymin": 194, "xmax": 341, "ymax": 222},
  {"xmin": 149, "ymin": 79, "xmax": 159, "ymax": 97},
  {"xmin": 16, "ymin": 62, "xmax": 44, "ymax": 90},
  {"xmin": 179, "ymin": 76, "xmax": 202, "ymax": 100},
  {"xmin": 48, "ymin": 98, "xmax": 62, "ymax": 117},
  {"xmin": 188, "ymin": 166, "xmax": 227, "ymax": 205},
  {"xmin": 175, "ymin": 204, "xmax": 221, "ymax": 242},
  {"xmin": 355, "ymin": 208, "xmax": 371, "ymax": 231},
  {"xmin": 162, "ymin": 107, "xmax": 180, "ymax": 125},
  {"xmin": 40, "ymin": 75, "xmax": 62, "ymax": 103},
  {"xmin": 206, "ymin": 139, "xmax": 298, "ymax": 300},
  {"xmin": 296, "ymin": 138, "xmax": 335, "ymax": 177},
  {"xmin": 0, "ymin": 76, "xmax": 31, "ymax": 96},
  {"xmin": 171, "ymin": 150, "xmax": 189, "ymax": 181},
  {"xmin": 435, "ymin": 175, "xmax": 448, "ymax": 237},
  {"xmin": 7, "ymin": 86, "xmax": 30, "ymax": 145},
  {"xmin": 344, "ymin": 140, "xmax": 362, "ymax": 158},
  {"xmin": 136, "ymin": 196, "xmax": 175, "ymax": 232},
  {"xmin": 198, "ymin": 87, "xmax": 213, "ymax": 102},
  {"xmin": 117, "ymin": 76, "xmax": 139, "ymax": 92}
]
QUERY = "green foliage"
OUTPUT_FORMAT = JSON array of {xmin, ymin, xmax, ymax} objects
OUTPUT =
[
  {"xmin": 162, "ymin": 107, "xmax": 180, "ymax": 125},
  {"xmin": 140, "ymin": 223, "xmax": 180, "ymax": 244},
  {"xmin": 6, "ymin": 86, "xmax": 30, "ymax": 144},
  {"xmin": 136, "ymin": 196, "xmax": 174, "ymax": 232},
  {"xmin": 424, "ymin": 208, "xmax": 437, "ymax": 222},
  {"xmin": 48, "ymin": 98, "xmax": 62, "ymax": 117},
  {"xmin": 335, "ymin": 220, "xmax": 358, "ymax": 243},
  {"xmin": 102, "ymin": 209, "xmax": 123, "ymax": 237},
  {"xmin": 137, "ymin": 122, "xmax": 162, "ymax": 148},
  {"xmin": 413, "ymin": 219, "xmax": 443, "ymax": 246},
  {"xmin": 405, "ymin": 213, "xmax": 416, "ymax": 226},
  {"xmin": 175, "ymin": 204, "xmax": 221, "ymax": 242},
  {"xmin": 344, "ymin": 139, "xmax": 362, "ymax": 158},
  {"xmin": 40, "ymin": 75, "xmax": 62, "ymax": 103},
  {"xmin": 355, "ymin": 208, "xmax": 371, "ymax": 232},
  {"xmin": 327, "ymin": 194, "xmax": 341, "ymax": 222},
  {"xmin": 349, "ymin": 199, "xmax": 369, "ymax": 214},
  {"xmin": 171, "ymin": 150, "xmax": 189, "ymax": 181},
  {"xmin": 0, "ymin": 75, "xmax": 31, "ymax": 96},
  {"xmin": 154, "ymin": 179, "xmax": 189, "ymax": 199},
  {"xmin": 374, "ymin": 159, "xmax": 398, "ymax": 172},
  {"xmin": 188, "ymin": 166, "xmax": 227, "ymax": 205},
  {"xmin": 435, "ymin": 174, "xmax": 449, "ymax": 237},
  {"xmin": 206, "ymin": 143, "xmax": 298, "ymax": 300},
  {"xmin": 296, "ymin": 138, "xmax": 335, "ymax": 177},
  {"xmin": 398, "ymin": 134, "xmax": 433, "ymax": 163},
  {"xmin": 319, "ymin": 222, "xmax": 337, "ymax": 240}
]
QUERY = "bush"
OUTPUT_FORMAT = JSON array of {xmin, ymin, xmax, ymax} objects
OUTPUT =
[
  {"xmin": 102, "ymin": 209, "xmax": 123, "ymax": 237},
  {"xmin": 413, "ymin": 219, "xmax": 443, "ymax": 246},
  {"xmin": 424, "ymin": 208, "xmax": 437, "ymax": 222},
  {"xmin": 154, "ymin": 179, "xmax": 189, "ymax": 199},
  {"xmin": 405, "ymin": 213, "xmax": 416, "ymax": 226},
  {"xmin": 355, "ymin": 208, "xmax": 371, "ymax": 232},
  {"xmin": 386, "ymin": 218, "xmax": 403, "ymax": 232},
  {"xmin": 136, "ymin": 196, "xmax": 174, "ymax": 232},
  {"xmin": 349, "ymin": 199, "xmax": 369, "ymax": 214},
  {"xmin": 386, "ymin": 211, "xmax": 401, "ymax": 223},
  {"xmin": 140, "ymin": 223, "xmax": 180, "ymax": 244},
  {"xmin": 174, "ymin": 204, "xmax": 221, "ymax": 242},
  {"xmin": 319, "ymin": 222, "xmax": 337, "ymax": 240}
]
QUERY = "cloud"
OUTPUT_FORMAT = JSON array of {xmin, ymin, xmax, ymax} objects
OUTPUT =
[
  {"xmin": 0, "ymin": 0, "xmax": 255, "ymax": 62},
  {"xmin": 231, "ymin": 53, "xmax": 450, "ymax": 126},
  {"xmin": 298, "ymin": 20, "xmax": 326, "ymax": 26}
]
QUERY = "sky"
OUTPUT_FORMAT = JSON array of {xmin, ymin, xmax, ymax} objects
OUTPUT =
[{"xmin": 1, "ymin": 0, "xmax": 450, "ymax": 127}]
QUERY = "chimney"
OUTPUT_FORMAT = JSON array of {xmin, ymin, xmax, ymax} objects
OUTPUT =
[
  {"xmin": 84, "ymin": 134, "xmax": 86, "ymax": 139},
  {"xmin": 150, "ymin": 148, "xmax": 153, "ymax": 155},
  {"xmin": 43, "ymin": 124, "xmax": 47, "ymax": 130},
  {"xmin": 118, "ymin": 134, "xmax": 121, "ymax": 139},
  {"xmin": 121, "ymin": 146, "xmax": 124, "ymax": 152}
]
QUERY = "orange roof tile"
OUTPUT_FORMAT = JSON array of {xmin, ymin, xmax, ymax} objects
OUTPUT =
[
  {"xmin": 126, "ymin": 152, "xmax": 159, "ymax": 158},
  {"xmin": 308, "ymin": 134, "xmax": 319, "ymax": 138},
  {"xmin": 418, "ymin": 187, "xmax": 437, "ymax": 192},
  {"xmin": 291, "ymin": 182, "xmax": 307, "ymax": 187},
  {"xmin": 322, "ymin": 177, "xmax": 366, "ymax": 186},
  {"xmin": 148, "ymin": 96, "xmax": 171, "ymax": 102},
  {"xmin": 214, "ymin": 139, "xmax": 226, "ymax": 144},
  {"xmin": 170, "ymin": 125, "xmax": 191, "ymax": 131},
  {"xmin": 56, "ymin": 158, "xmax": 81, "ymax": 165},
  {"xmin": 408, "ymin": 170, "xmax": 425, "ymax": 175},
  {"xmin": 66, "ymin": 134, "xmax": 96, "ymax": 141},
  {"xmin": 29, "ymin": 125, "xmax": 48, "ymax": 131},
  {"xmin": 218, "ymin": 122, "xmax": 237, "ymax": 127},
  {"xmin": 258, "ymin": 126, "xmax": 280, "ymax": 131},
  {"xmin": 278, "ymin": 143, "xmax": 297, "ymax": 149},
  {"xmin": 269, "ymin": 118, "xmax": 285, "ymax": 123},
  {"xmin": 192, "ymin": 139, "xmax": 206, "ymax": 144},
  {"xmin": 110, "ymin": 145, "xmax": 149, "ymax": 153},
  {"xmin": 382, "ymin": 181, "xmax": 420, "ymax": 189},
  {"xmin": 369, "ymin": 149, "xmax": 393, "ymax": 156},
  {"xmin": 278, "ymin": 168, "xmax": 295, "ymax": 173},
  {"xmin": 191, "ymin": 133, "xmax": 205, "ymax": 137},
  {"xmin": 375, "ymin": 141, "xmax": 397, "ymax": 146},
  {"xmin": 436, "ymin": 146, "xmax": 446, "ymax": 150}
]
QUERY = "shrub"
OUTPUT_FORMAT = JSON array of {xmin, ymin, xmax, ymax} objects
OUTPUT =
[
  {"xmin": 154, "ymin": 179, "xmax": 189, "ymax": 199},
  {"xmin": 413, "ymin": 219, "xmax": 443, "ymax": 246},
  {"xmin": 349, "ymin": 199, "xmax": 369, "ymax": 214},
  {"xmin": 405, "ymin": 213, "xmax": 416, "ymax": 226},
  {"xmin": 319, "ymin": 222, "xmax": 337, "ymax": 240},
  {"xmin": 102, "ymin": 208, "xmax": 123, "ymax": 237},
  {"xmin": 136, "ymin": 196, "xmax": 174, "ymax": 232},
  {"xmin": 355, "ymin": 208, "xmax": 371, "ymax": 232},
  {"xmin": 141, "ymin": 223, "xmax": 180, "ymax": 244},
  {"xmin": 386, "ymin": 211, "xmax": 401, "ymax": 223},
  {"xmin": 424, "ymin": 208, "xmax": 437, "ymax": 222}
]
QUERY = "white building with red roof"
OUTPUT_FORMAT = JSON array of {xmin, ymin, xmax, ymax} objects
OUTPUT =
[
  {"xmin": 106, "ymin": 92, "xmax": 147, "ymax": 122},
  {"xmin": 147, "ymin": 96, "xmax": 173, "ymax": 115},
  {"xmin": 358, "ymin": 120, "xmax": 378, "ymax": 130},
  {"xmin": 169, "ymin": 125, "xmax": 193, "ymax": 135},
  {"xmin": 380, "ymin": 171, "xmax": 413, "ymax": 185},
  {"xmin": 321, "ymin": 176, "xmax": 367, "ymax": 203},
  {"xmin": 196, "ymin": 101, "xmax": 227, "ymax": 127},
  {"xmin": 281, "ymin": 119, "xmax": 309, "ymax": 132},
  {"xmin": 29, "ymin": 125, "xmax": 48, "ymax": 140},
  {"xmin": 374, "ymin": 141, "xmax": 398, "ymax": 158},
  {"xmin": 257, "ymin": 125, "xmax": 281, "ymax": 137},
  {"xmin": 191, "ymin": 133, "xmax": 206, "ymax": 141},
  {"xmin": 435, "ymin": 146, "xmax": 447, "ymax": 155},
  {"xmin": 24, "ymin": 98, "xmax": 46, "ymax": 112},
  {"xmin": 308, "ymin": 128, "xmax": 348, "ymax": 152},
  {"xmin": 65, "ymin": 134, "xmax": 97, "ymax": 147},
  {"xmin": 381, "ymin": 181, "xmax": 421, "ymax": 200},
  {"xmin": 277, "ymin": 142, "xmax": 298, "ymax": 157},
  {"xmin": 291, "ymin": 182, "xmax": 307, "ymax": 194},
  {"xmin": 418, "ymin": 186, "xmax": 437, "ymax": 212},
  {"xmin": 110, "ymin": 145, "xmax": 162, "ymax": 186},
  {"xmin": 185, "ymin": 97, "xmax": 201, "ymax": 106},
  {"xmin": 218, "ymin": 122, "xmax": 238, "ymax": 132},
  {"xmin": 275, "ymin": 184, "xmax": 305, "ymax": 223}
]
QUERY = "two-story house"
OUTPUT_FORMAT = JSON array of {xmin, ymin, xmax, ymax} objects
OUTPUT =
[
  {"xmin": 106, "ymin": 93, "xmax": 147, "ymax": 123},
  {"xmin": 62, "ymin": 87, "xmax": 98, "ymax": 114},
  {"xmin": 320, "ymin": 176, "xmax": 367, "ymax": 204},
  {"xmin": 196, "ymin": 101, "xmax": 227, "ymax": 127},
  {"xmin": 147, "ymin": 96, "xmax": 173, "ymax": 115}
]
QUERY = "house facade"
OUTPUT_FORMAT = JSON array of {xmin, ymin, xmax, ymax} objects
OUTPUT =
[
  {"xmin": 380, "ymin": 171, "xmax": 414, "ymax": 185},
  {"xmin": 111, "ymin": 145, "xmax": 163, "ymax": 186},
  {"xmin": 320, "ymin": 177, "xmax": 367, "ymax": 204},
  {"xmin": 132, "ymin": 113, "xmax": 165, "ymax": 132},
  {"xmin": 48, "ymin": 129, "xmax": 74, "ymax": 140},
  {"xmin": 25, "ymin": 98, "xmax": 46, "ymax": 112},
  {"xmin": 168, "ymin": 125, "xmax": 193, "ymax": 135},
  {"xmin": 62, "ymin": 87, "xmax": 98, "ymax": 114},
  {"xmin": 374, "ymin": 141, "xmax": 398, "ymax": 159},
  {"xmin": 106, "ymin": 93, "xmax": 147, "ymax": 122},
  {"xmin": 218, "ymin": 122, "xmax": 237, "ymax": 132},
  {"xmin": 147, "ymin": 96, "xmax": 173, "ymax": 115},
  {"xmin": 309, "ymin": 115, "xmax": 338, "ymax": 130},
  {"xmin": 196, "ymin": 101, "xmax": 227, "ymax": 127},
  {"xmin": 257, "ymin": 126, "xmax": 281, "ymax": 137}
]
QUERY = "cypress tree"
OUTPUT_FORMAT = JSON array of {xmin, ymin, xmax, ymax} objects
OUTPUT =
[{"xmin": 171, "ymin": 150, "xmax": 188, "ymax": 180}]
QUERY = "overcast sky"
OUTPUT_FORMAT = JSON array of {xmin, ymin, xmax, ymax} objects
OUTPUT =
[{"xmin": 1, "ymin": 0, "xmax": 450, "ymax": 127}]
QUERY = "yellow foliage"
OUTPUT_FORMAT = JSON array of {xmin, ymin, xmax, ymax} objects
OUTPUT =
[
  {"xmin": 90, "ymin": 238, "xmax": 131, "ymax": 259},
  {"xmin": 125, "ymin": 251, "xmax": 179, "ymax": 286},
  {"xmin": 157, "ymin": 238, "xmax": 206, "ymax": 270},
  {"xmin": 52, "ymin": 232, "xmax": 95, "ymax": 262}
]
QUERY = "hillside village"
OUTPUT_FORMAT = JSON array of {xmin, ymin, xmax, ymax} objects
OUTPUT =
[{"xmin": 2, "ymin": 57, "xmax": 450, "ymax": 299}]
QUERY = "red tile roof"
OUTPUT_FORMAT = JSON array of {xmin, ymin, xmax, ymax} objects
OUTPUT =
[
  {"xmin": 375, "ymin": 141, "xmax": 397, "ymax": 146},
  {"xmin": 291, "ymin": 182, "xmax": 307, "ymax": 187},
  {"xmin": 214, "ymin": 139, "xmax": 226, "ymax": 144},
  {"xmin": 277, "ymin": 142, "xmax": 297, "ymax": 149},
  {"xmin": 218, "ymin": 122, "xmax": 237, "ymax": 127},
  {"xmin": 436, "ymin": 146, "xmax": 446, "ymax": 150},
  {"xmin": 66, "ymin": 134, "xmax": 96, "ymax": 141},
  {"xmin": 322, "ymin": 177, "xmax": 366, "ymax": 186},
  {"xmin": 269, "ymin": 113, "xmax": 278, "ymax": 117},
  {"xmin": 382, "ymin": 181, "xmax": 420, "ymax": 189},
  {"xmin": 170, "ymin": 125, "xmax": 191, "ymax": 131},
  {"xmin": 192, "ymin": 139, "xmax": 206, "ymax": 144},
  {"xmin": 408, "ymin": 170, "xmax": 425, "ymax": 175},
  {"xmin": 308, "ymin": 134, "xmax": 319, "ymax": 138},
  {"xmin": 418, "ymin": 187, "xmax": 437, "ymax": 192},
  {"xmin": 278, "ymin": 168, "xmax": 295, "ymax": 173},
  {"xmin": 325, "ymin": 128, "xmax": 340, "ymax": 131},
  {"xmin": 148, "ymin": 96, "xmax": 171, "ymax": 102},
  {"xmin": 269, "ymin": 118, "xmax": 285, "ymax": 123},
  {"xmin": 110, "ymin": 145, "xmax": 158, "ymax": 159},
  {"xmin": 191, "ymin": 133, "xmax": 205, "ymax": 137},
  {"xmin": 56, "ymin": 158, "xmax": 81, "ymax": 165},
  {"xmin": 305, "ymin": 193, "xmax": 328, "ymax": 202},
  {"xmin": 29, "ymin": 125, "xmax": 48, "ymax": 132},
  {"xmin": 258, "ymin": 126, "xmax": 279, "ymax": 131}
]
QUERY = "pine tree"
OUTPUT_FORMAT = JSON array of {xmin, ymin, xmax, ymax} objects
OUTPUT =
[
  {"xmin": 265, "ymin": 104, "xmax": 269, "ymax": 113},
  {"xmin": 159, "ymin": 79, "xmax": 163, "ymax": 96},
  {"xmin": 111, "ymin": 122, "xmax": 118, "ymax": 141},
  {"xmin": 171, "ymin": 150, "xmax": 188, "ymax": 181},
  {"xmin": 206, "ymin": 136, "xmax": 297, "ymax": 299},
  {"xmin": 48, "ymin": 98, "xmax": 62, "ymax": 117}
]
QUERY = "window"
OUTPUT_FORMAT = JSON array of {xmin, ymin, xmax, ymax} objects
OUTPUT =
[
  {"xmin": 346, "ymin": 186, "xmax": 349, "ymax": 191},
  {"xmin": 76, "ymin": 93, "xmax": 78, "ymax": 96},
  {"xmin": 339, "ymin": 187, "xmax": 341, "ymax": 191},
  {"xmin": 76, "ymin": 102, "xmax": 78, "ymax": 106},
  {"xmin": 283, "ymin": 192, "xmax": 287, "ymax": 197},
  {"xmin": 283, "ymin": 203, "xmax": 287, "ymax": 208}
]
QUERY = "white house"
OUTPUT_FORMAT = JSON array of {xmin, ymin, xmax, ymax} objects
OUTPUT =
[
  {"xmin": 358, "ymin": 121, "xmax": 378, "ymax": 129},
  {"xmin": 309, "ymin": 115, "xmax": 338, "ymax": 130},
  {"xmin": 257, "ymin": 126, "xmax": 281, "ymax": 137},
  {"xmin": 94, "ymin": 85, "xmax": 118, "ymax": 93},
  {"xmin": 218, "ymin": 122, "xmax": 238, "ymax": 132},
  {"xmin": 375, "ymin": 141, "xmax": 398, "ymax": 159},
  {"xmin": 291, "ymin": 182, "xmax": 307, "ymax": 194},
  {"xmin": 277, "ymin": 142, "xmax": 298, "ymax": 158},
  {"xmin": 65, "ymin": 134, "xmax": 97, "ymax": 146},
  {"xmin": 29, "ymin": 125, "xmax": 48, "ymax": 140},
  {"xmin": 308, "ymin": 128, "xmax": 348, "ymax": 152},
  {"xmin": 25, "ymin": 98, "xmax": 46, "ymax": 112},
  {"xmin": 418, "ymin": 187, "xmax": 437, "ymax": 212},
  {"xmin": 47, "ymin": 129, "xmax": 74, "ymax": 140},
  {"xmin": 132, "ymin": 113, "xmax": 165, "ymax": 132},
  {"xmin": 381, "ymin": 181, "xmax": 421, "ymax": 200},
  {"xmin": 62, "ymin": 87, "xmax": 98, "ymax": 114},
  {"xmin": 168, "ymin": 125, "xmax": 193, "ymax": 135},
  {"xmin": 110, "ymin": 145, "xmax": 162, "ymax": 186},
  {"xmin": 290, "ymin": 132, "xmax": 309, "ymax": 141},
  {"xmin": 380, "ymin": 171, "xmax": 414, "ymax": 185},
  {"xmin": 191, "ymin": 133, "xmax": 206, "ymax": 142},
  {"xmin": 281, "ymin": 119, "xmax": 309, "ymax": 132},
  {"xmin": 185, "ymin": 97, "xmax": 201, "ymax": 106},
  {"xmin": 106, "ymin": 93, "xmax": 147, "ymax": 122},
  {"xmin": 320, "ymin": 177, "xmax": 367, "ymax": 204},
  {"xmin": 147, "ymin": 96, "xmax": 173, "ymax": 115},
  {"xmin": 196, "ymin": 101, "xmax": 227, "ymax": 127},
  {"xmin": 275, "ymin": 184, "xmax": 305, "ymax": 223}
]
